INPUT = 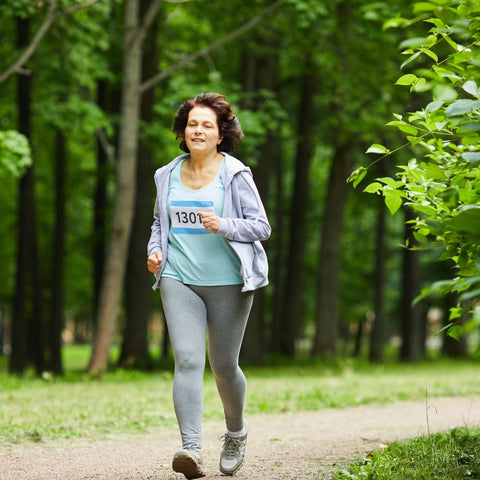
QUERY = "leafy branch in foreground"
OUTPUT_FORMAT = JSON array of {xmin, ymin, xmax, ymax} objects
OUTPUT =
[
  {"xmin": 349, "ymin": 0, "xmax": 480, "ymax": 338},
  {"xmin": 0, "ymin": 130, "xmax": 32, "ymax": 177}
]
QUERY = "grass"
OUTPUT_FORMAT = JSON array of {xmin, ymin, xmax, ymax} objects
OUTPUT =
[
  {"xmin": 0, "ymin": 346, "xmax": 479, "ymax": 445},
  {"xmin": 335, "ymin": 427, "xmax": 480, "ymax": 480}
]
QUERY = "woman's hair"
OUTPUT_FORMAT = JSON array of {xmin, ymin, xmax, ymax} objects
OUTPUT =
[{"xmin": 173, "ymin": 93, "xmax": 244, "ymax": 153}]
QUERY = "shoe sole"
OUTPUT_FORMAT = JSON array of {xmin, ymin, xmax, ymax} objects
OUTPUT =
[
  {"xmin": 220, "ymin": 456, "xmax": 244, "ymax": 476},
  {"xmin": 172, "ymin": 451, "xmax": 206, "ymax": 479}
]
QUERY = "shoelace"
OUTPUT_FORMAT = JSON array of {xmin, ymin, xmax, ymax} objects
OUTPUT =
[{"xmin": 220, "ymin": 434, "xmax": 244, "ymax": 455}]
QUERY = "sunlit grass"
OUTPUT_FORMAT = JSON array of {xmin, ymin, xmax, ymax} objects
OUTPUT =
[
  {"xmin": 0, "ymin": 346, "xmax": 479, "ymax": 444},
  {"xmin": 335, "ymin": 427, "xmax": 480, "ymax": 480},
  {"xmin": 245, "ymin": 358, "xmax": 480, "ymax": 413}
]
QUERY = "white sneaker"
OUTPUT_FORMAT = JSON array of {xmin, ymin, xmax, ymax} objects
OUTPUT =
[
  {"xmin": 219, "ymin": 426, "xmax": 247, "ymax": 475},
  {"xmin": 172, "ymin": 448, "xmax": 206, "ymax": 479}
]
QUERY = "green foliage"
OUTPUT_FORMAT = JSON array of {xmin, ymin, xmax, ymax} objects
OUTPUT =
[
  {"xmin": 0, "ymin": 0, "xmax": 43, "ymax": 18},
  {"xmin": 335, "ymin": 427, "xmax": 480, "ymax": 480},
  {"xmin": 0, "ymin": 130, "xmax": 32, "ymax": 177},
  {"xmin": 350, "ymin": 1, "xmax": 480, "ymax": 334}
]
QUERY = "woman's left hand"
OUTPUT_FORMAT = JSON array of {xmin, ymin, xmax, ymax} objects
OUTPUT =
[{"xmin": 199, "ymin": 211, "xmax": 219, "ymax": 233}]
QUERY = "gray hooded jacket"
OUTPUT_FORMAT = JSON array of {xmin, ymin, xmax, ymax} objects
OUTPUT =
[{"xmin": 147, "ymin": 153, "xmax": 271, "ymax": 292}]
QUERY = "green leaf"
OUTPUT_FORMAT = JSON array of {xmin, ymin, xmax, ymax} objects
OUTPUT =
[
  {"xmin": 347, "ymin": 167, "xmax": 367, "ymax": 188},
  {"xmin": 384, "ymin": 191, "xmax": 403, "ymax": 215},
  {"xmin": 413, "ymin": 231, "xmax": 428, "ymax": 243},
  {"xmin": 352, "ymin": 169, "xmax": 367, "ymax": 188},
  {"xmin": 433, "ymin": 84, "xmax": 458, "ymax": 102},
  {"xmin": 396, "ymin": 74, "xmax": 418, "ymax": 86},
  {"xmin": 366, "ymin": 144, "xmax": 389, "ymax": 154},
  {"xmin": 423, "ymin": 49, "xmax": 438, "ymax": 63},
  {"xmin": 400, "ymin": 51, "xmax": 421, "ymax": 70},
  {"xmin": 413, "ymin": 2, "xmax": 438, "ymax": 13},
  {"xmin": 445, "ymin": 99, "xmax": 480, "ymax": 117},
  {"xmin": 461, "ymin": 152, "xmax": 480, "ymax": 164},
  {"xmin": 449, "ymin": 306, "xmax": 465, "ymax": 321},
  {"xmin": 447, "ymin": 324, "xmax": 463, "ymax": 341},
  {"xmin": 424, "ymin": 18, "xmax": 444, "ymax": 29},
  {"xmin": 459, "ymin": 288, "xmax": 480, "ymax": 302},
  {"xmin": 412, "ymin": 77, "xmax": 428, "ymax": 93},
  {"xmin": 412, "ymin": 204, "xmax": 439, "ymax": 216},
  {"xmin": 426, "ymin": 100, "xmax": 443, "ymax": 113},
  {"xmin": 377, "ymin": 177, "xmax": 402, "ymax": 188},
  {"xmin": 406, "ymin": 135, "xmax": 422, "ymax": 146},
  {"xmin": 383, "ymin": 17, "xmax": 408, "ymax": 29},
  {"xmin": 440, "ymin": 32, "xmax": 457, "ymax": 51},
  {"xmin": 463, "ymin": 80, "xmax": 480, "ymax": 99},
  {"xmin": 398, "ymin": 124, "xmax": 418, "ymax": 135},
  {"xmin": 386, "ymin": 120, "xmax": 407, "ymax": 127},
  {"xmin": 458, "ymin": 122, "xmax": 480, "ymax": 133},
  {"xmin": 363, "ymin": 182, "xmax": 383, "ymax": 194},
  {"xmin": 434, "ymin": 120, "xmax": 448, "ymax": 131},
  {"xmin": 399, "ymin": 37, "xmax": 429, "ymax": 49},
  {"xmin": 444, "ymin": 206, "xmax": 480, "ymax": 234}
]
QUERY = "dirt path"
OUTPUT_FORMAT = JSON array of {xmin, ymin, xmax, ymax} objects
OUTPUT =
[{"xmin": 1, "ymin": 396, "xmax": 479, "ymax": 480}]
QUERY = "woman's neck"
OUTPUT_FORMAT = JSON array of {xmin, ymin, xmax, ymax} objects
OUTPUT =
[
  {"xmin": 188, "ymin": 151, "xmax": 222, "ymax": 171},
  {"xmin": 180, "ymin": 152, "xmax": 224, "ymax": 190}
]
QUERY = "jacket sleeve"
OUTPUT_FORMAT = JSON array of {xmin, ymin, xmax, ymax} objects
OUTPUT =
[
  {"xmin": 147, "ymin": 196, "xmax": 163, "ymax": 256},
  {"xmin": 218, "ymin": 170, "xmax": 271, "ymax": 242}
]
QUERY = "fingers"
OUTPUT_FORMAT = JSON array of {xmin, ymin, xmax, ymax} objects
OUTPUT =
[
  {"xmin": 198, "ymin": 211, "xmax": 219, "ymax": 233},
  {"xmin": 147, "ymin": 251, "xmax": 162, "ymax": 274}
]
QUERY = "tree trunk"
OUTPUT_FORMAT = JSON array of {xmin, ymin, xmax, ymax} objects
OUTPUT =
[
  {"xmin": 119, "ymin": 0, "xmax": 160, "ymax": 368},
  {"xmin": 93, "ymin": 79, "xmax": 108, "ymax": 319},
  {"xmin": 270, "ymin": 135, "xmax": 286, "ymax": 353},
  {"xmin": 399, "ymin": 208, "xmax": 424, "ymax": 362},
  {"xmin": 88, "ymin": 0, "xmax": 144, "ymax": 374},
  {"xmin": 353, "ymin": 318, "xmax": 364, "ymax": 357},
  {"xmin": 48, "ymin": 130, "xmax": 67, "ymax": 375},
  {"xmin": 369, "ymin": 197, "xmax": 387, "ymax": 362},
  {"xmin": 10, "ymin": 17, "xmax": 45, "ymax": 375},
  {"xmin": 93, "ymin": 4, "xmax": 122, "ymax": 327},
  {"xmin": 311, "ymin": 142, "xmax": 353, "ymax": 356},
  {"xmin": 241, "ymin": 136, "xmax": 273, "ymax": 364},
  {"xmin": 279, "ymin": 58, "xmax": 318, "ymax": 357},
  {"xmin": 10, "ymin": 170, "xmax": 31, "ymax": 374},
  {"xmin": 240, "ymin": 48, "xmax": 278, "ymax": 364}
]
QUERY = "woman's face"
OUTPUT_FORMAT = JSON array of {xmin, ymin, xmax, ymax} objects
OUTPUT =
[{"xmin": 185, "ymin": 106, "xmax": 222, "ymax": 155}]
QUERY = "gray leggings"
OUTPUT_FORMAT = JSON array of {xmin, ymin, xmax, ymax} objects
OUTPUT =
[{"xmin": 160, "ymin": 277, "xmax": 254, "ymax": 449}]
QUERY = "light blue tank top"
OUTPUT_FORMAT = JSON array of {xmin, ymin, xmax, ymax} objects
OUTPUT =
[{"xmin": 161, "ymin": 158, "xmax": 243, "ymax": 286}]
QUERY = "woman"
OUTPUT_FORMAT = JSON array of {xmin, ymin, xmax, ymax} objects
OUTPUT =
[{"xmin": 147, "ymin": 93, "xmax": 270, "ymax": 479}]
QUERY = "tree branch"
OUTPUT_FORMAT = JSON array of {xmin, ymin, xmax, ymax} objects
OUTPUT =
[
  {"xmin": 0, "ymin": 0, "xmax": 58, "ymax": 84},
  {"xmin": 134, "ymin": 0, "xmax": 163, "ymax": 50},
  {"xmin": 63, "ymin": 0, "xmax": 103, "ymax": 15},
  {"xmin": 95, "ymin": 127, "xmax": 117, "ymax": 164},
  {"xmin": 139, "ymin": 0, "xmax": 284, "ymax": 94},
  {"xmin": 0, "ymin": 0, "xmax": 103, "ymax": 85}
]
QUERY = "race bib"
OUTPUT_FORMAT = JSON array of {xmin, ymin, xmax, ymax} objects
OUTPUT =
[{"xmin": 170, "ymin": 200, "xmax": 214, "ymax": 234}]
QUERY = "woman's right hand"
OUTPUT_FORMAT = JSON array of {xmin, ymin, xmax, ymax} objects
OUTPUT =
[{"xmin": 147, "ymin": 251, "xmax": 163, "ymax": 274}]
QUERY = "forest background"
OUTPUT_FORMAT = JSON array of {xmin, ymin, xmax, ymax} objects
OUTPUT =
[{"xmin": 0, "ymin": 0, "xmax": 479, "ymax": 377}]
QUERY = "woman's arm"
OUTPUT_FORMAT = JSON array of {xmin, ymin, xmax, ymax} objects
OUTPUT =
[
  {"xmin": 147, "ymin": 197, "xmax": 163, "ymax": 256},
  {"xmin": 218, "ymin": 171, "xmax": 271, "ymax": 243}
]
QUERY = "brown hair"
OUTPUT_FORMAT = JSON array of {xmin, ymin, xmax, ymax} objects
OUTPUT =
[{"xmin": 173, "ymin": 93, "xmax": 244, "ymax": 153}]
